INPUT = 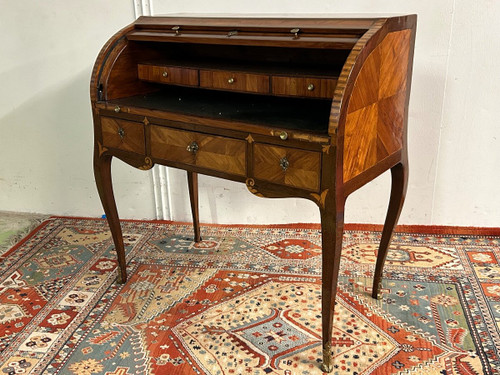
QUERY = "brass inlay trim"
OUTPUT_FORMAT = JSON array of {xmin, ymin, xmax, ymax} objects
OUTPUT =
[
  {"xmin": 310, "ymin": 189, "xmax": 329, "ymax": 209},
  {"xmin": 97, "ymin": 142, "xmax": 108, "ymax": 157},
  {"xmin": 139, "ymin": 157, "xmax": 153, "ymax": 170},
  {"xmin": 245, "ymin": 178, "xmax": 264, "ymax": 197}
]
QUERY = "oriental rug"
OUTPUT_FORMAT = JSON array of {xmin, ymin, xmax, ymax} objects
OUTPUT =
[{"xmin": 0, "ymin": 217, "xmax": 499, "ymax": 374}]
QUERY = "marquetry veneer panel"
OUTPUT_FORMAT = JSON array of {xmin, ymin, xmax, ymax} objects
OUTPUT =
[
  {"xmin": 253, "ymin": 143, "xmax": 321, "ymax": 192},
  {"xmin": 101, "ymin": 117, "xmax": 145, "ymax": 154},
  {"xmin": 150, "ymin": 126, "xmax": 246, "ymax": 176},
  {"xmin": 343, "ymin": 29, "xmax": 411, "ymax": 182}
]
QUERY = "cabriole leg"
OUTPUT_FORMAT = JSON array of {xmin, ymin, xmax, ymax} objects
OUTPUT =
[
  {"xmin": 93, "ymin": 153, "xmax": 127, "ymax": 284},
  {"xmin": 320, "ymin": 197, "xmax": 345, "ymax": 373},
  {"xmin": 372, "ymin": 161, "xmax": 408, "ymax": 299},
  {"xmin": 187, "ymin": 171, "xmax": 201, "ymax": 242}
]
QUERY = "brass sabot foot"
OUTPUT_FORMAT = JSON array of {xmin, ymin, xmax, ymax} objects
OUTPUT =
[
  {"xmin": 372, "ymin": 282, "xmax": 382, "ymax": 299},
  {"xmin": 116, "ymin": 270, "xmax": 127, "ymax": 284},
  {"xmin": 321, "ymin": 342, "xmax": 333, "ymax": 372},
  {"xmin": 321, "ymin": 363, "xmax": 333, "ymax": 373}
]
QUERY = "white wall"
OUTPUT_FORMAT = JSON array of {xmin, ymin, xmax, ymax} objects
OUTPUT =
[
  {"xmin": 0, "ymin": 0, "xmax": 157, "ymax": 220},
  {"xmin": 431, "ymin": 0, "xmax": 500, "ymax": 226},
  {"xmin": 0, "ymin": 0, "xmax": 498, "ymax": 227}
]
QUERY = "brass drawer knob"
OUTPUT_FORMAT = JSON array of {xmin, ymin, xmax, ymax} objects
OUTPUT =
[
  {"xmin": 162, "ymin": 71, "xmax": 168, "ymax": 77},
  {"xmin": 114, "ymin": 106, "xmax": 121, "ymax": 113},
  {"xmin": 279, "ymin": 157, "xmax": 289, "ymax": 171},
  {"xmin": 279, "ymin": 131, "xmax": 288, "ymax": 140},
  {"xmin": 186, "ymin": 141, "xmax": 199, "ymax": 154},
  {"xmin": 290, "ymin": 28, "xmax": 300, "ymax": 38},
  {"xmin": 118, "ymin": 128, "xmax": 125, "ymax": 140},
  {"xmin": 227, "ymin": 77, "xmax": 235, "ymax": 84},
  {"xmin": 172, "ymin": 26, "xmax": 180, "ymax": 35},
  {"xmin": 307, "ymin": 83, "xmax": 315, "ymax": 91}
]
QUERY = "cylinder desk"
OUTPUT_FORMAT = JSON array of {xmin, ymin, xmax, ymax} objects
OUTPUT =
[{"xmin": 91, "ymin": 14, "xmax": 416, "ymax": 371}]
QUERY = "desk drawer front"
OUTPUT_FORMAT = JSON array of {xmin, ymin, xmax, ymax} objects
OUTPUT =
[
  {"xmin": 253, "ymin": 143, "xmax": 321, "ymax": 191},
  {"xmin": 271, "ymin": 76, "xmax": 336, "ymax": 98},
  {"xmin": 138, "ymin": 64, "xmax": 199, "ymax": 86},
  {"xmin": 101, "ymin": 117, "xmax": 145, "ymax": 154},
  {"xmin": 150, "ymin": 126, "xmax": 246, "ymax": 176},
  {"xmin": 199, "ymin": 70, "xmax": 269, "ymax": 94}
]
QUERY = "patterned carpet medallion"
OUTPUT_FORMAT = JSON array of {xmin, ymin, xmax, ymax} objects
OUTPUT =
[{"xmin": 0, "ymin": 218, "xmax": 498, "ymax": 374}]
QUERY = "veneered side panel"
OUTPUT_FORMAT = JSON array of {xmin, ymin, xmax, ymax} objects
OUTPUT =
[{"xmin": 343, "ymin": 29, "xmax": 411, "ymax": 182}]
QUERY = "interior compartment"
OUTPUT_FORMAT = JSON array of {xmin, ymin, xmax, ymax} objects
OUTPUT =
[
  {"xmin": 134, "ymin": 41, "xmax": 349, "ymax": 78},
  {"xmin": 109, "ymin": 86, "xmax": 332, "ymax": 133},
  {"xmin": 100, "ymin": 41, "xmax": 350, "ymax": 133}
]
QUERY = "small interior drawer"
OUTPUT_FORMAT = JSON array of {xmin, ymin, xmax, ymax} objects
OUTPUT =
[
  {"xmin": 271, "ymin": 76, "xmax": 336, "ymax": 98},
  {"xmin": 101, "ymin": 117, "xmax": 145, "ymax": 154},
  {"xmin": 199, "ymin": 70, "xmax": 269, "ymax": 94},
  {"xmin": 138, "ymin": 64, "xmax": 199, "ymax": 86},
  {"xmin": 253, "ymin": 143, "xmax": 321, "ymax": 192},
  {"xmin": 150, "ymin": 126, "xmax": 246, "ymax": 176}
]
